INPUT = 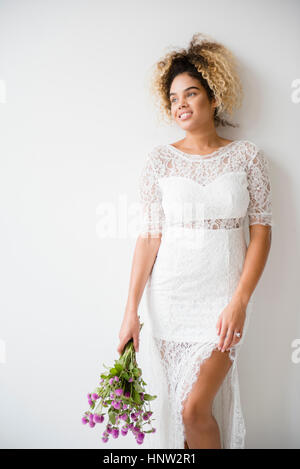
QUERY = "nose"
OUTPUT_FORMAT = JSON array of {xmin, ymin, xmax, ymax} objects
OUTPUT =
[
  {"xmin": 178, "ymin": 100, "xmax": 188, "ymax": 108},
  {"xmin": 177, "ymin": 102, "xmax": 188, "ymax": 116}
]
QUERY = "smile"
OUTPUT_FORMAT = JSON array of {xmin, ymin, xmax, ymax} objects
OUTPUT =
[{"xmin": 179, "ymin": 112, "xmax": 193, "ymax": 120}]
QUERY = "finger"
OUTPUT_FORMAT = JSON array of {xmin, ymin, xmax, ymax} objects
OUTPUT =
[
  {"xmin": 216, "ymin": 316, "xmax": 222, "ymax": 335},
  {"xmin": 117, "ymin": 341, "xmax": 126, "ymax": 356},
  {"xmin": 218, "ymin": 319, "xmax": 223, "ymax": 336},
  {"xmin": 218, "ymin": 325, "xmax": 228, "ymax": 350},
  {"xmin": 133, "ymin": 336, "xmax": 139, "ymax": 353},
  {"xmin": 222, "ymin": 328, "xmax": 234, "ymax": 352},
  {"xmin": 230, "ymin": 337, "xmax": 238, "ymax": 347},
  {"xmin": 231, "ymin": 330, "xmax": 243, "ymax": 346}
]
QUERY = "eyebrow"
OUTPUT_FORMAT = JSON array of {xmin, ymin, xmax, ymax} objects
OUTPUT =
[{"xmin": 169, "ymin": 86, "xmax": 200, "ymax": 97}]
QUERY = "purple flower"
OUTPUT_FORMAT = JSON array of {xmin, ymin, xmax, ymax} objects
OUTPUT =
[
  {"xmin": 106, "ymin": 426, "xmax": 112, "ymax": 434},
  {"xmin": 114, "ymin": 376, "xmax": 119, "ymax": 382},
  {"xmin": 94, "ymin": 414, "xmax": 104, "ymax": 423},
  {"xmin": 87, "ymin": 393, "xmax": 91, "ymax": 399},
  {"xmin": 124, "ymin": 391, "xmax": 130, "ymax": 398},
  {"xmin": 81, "ymin": 417, "xmax": 88, "ymax": 424},
  {"xmin": 112, "ymin": 428, "xmax": 119, "ymax": 439},
  {"xmin": 128, "ymin": 377, "xmax": 133, "ymax": 382},
  {"xmin": 89, "ymin": 414, "xmax": 94, "ymax": 422},
  {"xmin": 109, "ymin": 378, "xmax": 114, "ymax": 385},
  {"xmin": 88, "ymin": 399, "xmax": 93, "ymax": 406},
  {"xmin": 123, "ymin": 404, "xmax": 128, "ymax": 410},
  {"xmin": 102, "ymin": 437, "xmax": 109, "ymax": 443},
  {"xmin": 138, "ymin": 432, "xmax": 145, "ymax": 440},
  {"xmin": 89, "ymin": 421, "xmax": 95, "ymax": 428},
  {"xmin": 110, "ymin": 392, "xmax": 115, "ymax": 399},
  {"xmin": 152, "ymin": 428, "xmax": 156, "ymax": 433},
  {"xmin": 92, "ymin": 393, "xmax": 99, "ymax": 400},
  {"xmin": 115, "ymin": 388, "xmax": 123, "ymax": 396},
  {"xmin": 121, "ymin": 428, "xmax": 128, "ymax": 436}
]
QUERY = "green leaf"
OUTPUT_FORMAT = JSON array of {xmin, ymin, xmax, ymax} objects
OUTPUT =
[
  {"xmin": 132, "ymin": 368, "xmax": 140, "ymax": 377},
  {"xmin": 108, "ymin": 411, "xmax": 116, "ymax": 425},
  {"xmin": 114, "ymin": 364, "xmax": 123, "ymax": 372},
  {"xmin": 134, "ymin": 383, "xmax": 144, "ymax": 393},
  {"xmin": 132, "ymin": 389, "xmax": 141, "ymax": 405},
  {"xmin": 109, "ymin": 368, "xmax": 118, "ymax": 376},
  {"xmin": 143, "ymin": 394, "xmax": 157, "ymax": 401}
]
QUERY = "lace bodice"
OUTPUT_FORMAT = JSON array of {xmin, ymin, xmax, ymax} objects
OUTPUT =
[{"xmin": 139, "ymin": 140, "xmax": 273, "ymax": 236}]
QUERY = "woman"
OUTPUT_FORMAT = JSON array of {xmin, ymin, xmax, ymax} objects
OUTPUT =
[{"xmin": 117, "ymin": 33, "xmax": 273, "ymax": 449}]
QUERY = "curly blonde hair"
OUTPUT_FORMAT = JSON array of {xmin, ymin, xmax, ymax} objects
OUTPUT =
[{"xmin": 148, "ymin": 32, "xmax": 244, "ymax": 127}]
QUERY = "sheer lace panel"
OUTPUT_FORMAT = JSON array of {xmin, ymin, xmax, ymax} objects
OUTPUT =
[
  {"xmin": 246, "ymin": 148, "xmax": 273, "ymax": 227},
  {"xmin": 139, "ymin": 151, "xmax": 166, "ymax": 237},
  {"xmin": 159, "ymin": 217, "xmax": 245, "ymax": 230}
]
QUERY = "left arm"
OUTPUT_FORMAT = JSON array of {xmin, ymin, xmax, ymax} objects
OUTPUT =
[{"xmin": 217, "ymin": 224, "xmax": 272, "ymax": 352}]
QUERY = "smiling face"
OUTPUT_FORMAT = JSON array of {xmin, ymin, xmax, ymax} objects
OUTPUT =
[{"xmin": 169, "ymin": 72, "xmax": 217, "ymax": 129}]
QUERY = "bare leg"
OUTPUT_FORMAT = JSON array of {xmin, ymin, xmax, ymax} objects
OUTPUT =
[
  {"xmin": 184, "ymin": 439, "xmax": 190, "ymax": 449},
  {"xmin": 181, "ymin": 348, "xmax": 233, "ymax": 449}
]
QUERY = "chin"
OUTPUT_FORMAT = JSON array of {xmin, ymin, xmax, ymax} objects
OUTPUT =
[{"xmin": 178, "ymin": 120, "xmax": 198, "ymax": 129}]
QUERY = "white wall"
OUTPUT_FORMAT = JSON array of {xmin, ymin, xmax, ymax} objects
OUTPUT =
[{"xmin": 0, "ymin": 0, "xmax": 299, "ymax": 449}]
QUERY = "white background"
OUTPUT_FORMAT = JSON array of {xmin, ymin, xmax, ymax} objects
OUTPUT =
[{"xmin": 0, "ymin": 0, "xmax": 299, "ymax": 449}]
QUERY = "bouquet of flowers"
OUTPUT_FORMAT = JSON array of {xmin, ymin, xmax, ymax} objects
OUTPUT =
[{"xmin": 81, "ymin": 316, "xmax": 157, "ymax": 445}]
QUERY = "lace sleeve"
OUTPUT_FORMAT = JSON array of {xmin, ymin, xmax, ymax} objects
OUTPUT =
[
  {"xmin": 246, "ymin": 148, "xmax": 273, "ymax": 227},
  {"xmin": 139, "ymin": 151, "xmax": 165, "ymax": 238}
]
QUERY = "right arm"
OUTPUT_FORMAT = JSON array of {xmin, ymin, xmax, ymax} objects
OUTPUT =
[
  {"xmin": 117, "ymin": 234, "xmax": 162, "ymax": 355},
  {"xmin": 117, "ymin": 148, "xmax": 165, "ymax": 356}
]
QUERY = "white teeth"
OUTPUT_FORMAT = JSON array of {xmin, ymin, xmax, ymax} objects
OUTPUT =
[{"xmin": 180, "ymin": 112, "xmax": 192, "ymax": 119}]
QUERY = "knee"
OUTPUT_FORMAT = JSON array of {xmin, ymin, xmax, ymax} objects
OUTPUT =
[{"xmin": 182, "ymin": 401, "xmax": 212, "ymax": 430}]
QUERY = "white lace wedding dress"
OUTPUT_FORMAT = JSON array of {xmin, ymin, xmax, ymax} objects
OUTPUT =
[{"xmin": 137, "ymin": 140, "xmax": 273, "ymax": 449}]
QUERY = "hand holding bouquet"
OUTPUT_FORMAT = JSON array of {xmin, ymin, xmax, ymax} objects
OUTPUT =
[{"xmin": 81, "ymin": 316, "xmax": 157, "ymax": 445}]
